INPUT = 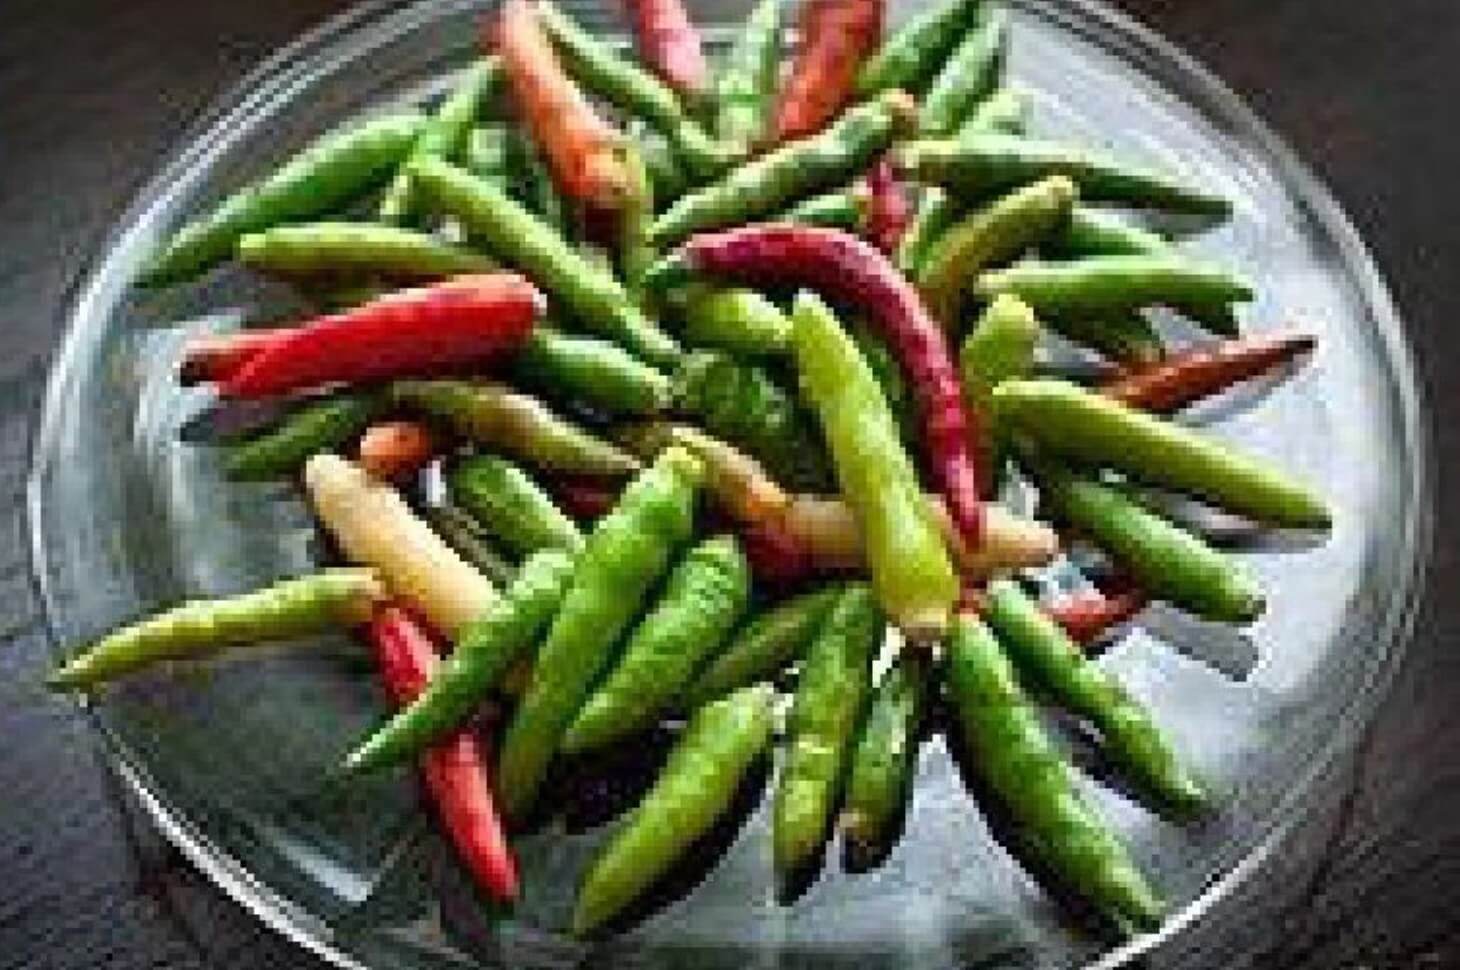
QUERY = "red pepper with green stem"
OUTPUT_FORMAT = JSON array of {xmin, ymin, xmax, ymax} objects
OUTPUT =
[
  {"xmin": 220, "ymin": 274, "xmax": 543, "ymax": 398},
  {"xmin": 1102, "ymin": 328, "xmax": 1317, "ymax": 414},
  {"xmin": 624, "ymin": 0, "xmax": 709, "ymax": 103},
  {"xmin": 367, "ymin": 604, "xmax": 519, "ymax": 902},
  {"xmin": 648, "ymin": 224, "xmax": 988, "ymax": 548}
]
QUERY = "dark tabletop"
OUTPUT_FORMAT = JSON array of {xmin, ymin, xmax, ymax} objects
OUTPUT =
[{"xmin": 1, "ymin": 0, "xmax": 1455, "ymax": 967}]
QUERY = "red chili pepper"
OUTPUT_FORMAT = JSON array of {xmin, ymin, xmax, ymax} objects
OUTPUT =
[
  {"xmin": 546, "ymin": 476, "xmax": 622, "ymax": 520},
  {"xmin": 494, "ymin": 0, "xmax": 631, "ymax": 207},
  {"xmin": 741, "ymin": 515, "xmax": 819, "ymax": 585},
  {"xmin": 368, "ymin": 604, "xmax": 519, "ymax": 901},
  {"xmin": 179, "ymin": 328, "xmax": 288, "ymax": 385},
  {"xmin": 357, "ymin": 420, "xmax": 438, "ymax": 482},
  {"xmin": 624, "ymin": 0, "xmax": 709, "ymax": 101},
  {"xmin": 1102, "ymin": 328, "xmax": 1317, "ymax": 414},
  {"xmin": 773, "ymin": 0, "xmax": 884, "ymax": 143},
  {"xmin": 1043, "ymin": 586, "xmax": 1149, "ymax": 646},
  {"xmin": 667, "ymin": 224, "xmax": 987, "ymax": 547},
  {"xmin": 220, "ymin": 274, "xmax": 543, "ymax": 398},
  {"xmin": 862, "ymin": 157, "xmax": 912, "ymax": 255}
]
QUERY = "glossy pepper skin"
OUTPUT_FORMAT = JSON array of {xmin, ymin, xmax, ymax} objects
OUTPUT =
[
  {"xmin": 781, "ymin": 187, "xmax": 869, "ymax": 230},
  {"xmin": 357, "ymin": 420, "xmax": 437, "ymax": 482},
  {"xmin": 1102, "ymin": 329, "xmax": 1317, "ymax": 414},
  {"xmin": 345, "ymin": 551, "xmax": 575, "ymax": 773},
  {"xmin": 960, "ymin": 294, "xmax": 1039, "ymax": 489},
  {"xmin": 993, "ymin": 378, "xmax": 1331, "ymax": 528},
  {"xmin": 619, "ymin": 146, "xmax": 658, "ymax": 293},
  {"xmin": 391, "ymin": 378, "xmax": 640, "ymax": 476},
  {"xmin": 138, "ymin": 113, "xmax": 424, "ymax": 286},
  {"xmin": 917, "ymin": 3, "xmax": 1006, "ymax": 136},
  {"xmin": 1043, "ymin": 313, "xmax": 1165, "ymax": 367},
  {"xmin": 896, "ymin": 132, "xmax": 1232, "ymax": 217},
  {"xmin": 379, "ymin": 58, "xmax": 503, "ymax": 224},
  {"xmin": 863, "ymin": 157, "xmax": 913, "ymax": 255},
  {"xmin": 536, "ymin": 1, "xmax": 724, "ymax": 179},
  {"xmin": 713, "ymin": 0, "xmax": 782, "ymax": 158},
  {"xmin": 678, "ymin": 286, "xmax": 792, "ymax": 357},
  {"xmin": 673, "ymin": 350, "xmax": 833, "ymax": 492},
  {"xmin": 652, "ymin": 224, "xmax": 989, "ymax": 554},
  {"xmin": 840, "ymin": 651, "xmax": 929, "ymax": 866},
  {"xmin": 973, "ymin": 254, "xmax": 1251, "ymax": 331},
  {"xmin": 221, "ymin": 274, "xmax": 544, "ymax": 399},
  {"xmin": 792, "ymin": 292, "xmax": 958, "ymax": 641},
  {"xmin": 856, "ymin": 0, "xmax": 984, "ymax": 96},
  {"xmin": 366, "ymin": 604, "xmax": 519, "ymax": 902},
  {"xmin": 917, "ymin": 175, "xmax": 1077, "ymax": 330},
  {"xmin": 225, "ymin": 392, "xmax": 383, "ymax": 481},
  {"xmin": 564, "ymin": 535, "xmax": 750, "ymax": 751},
  {"xmin": 49, "ymin": 569, "xmax": 384, "ymax": 690},
  {"xmin": 1028, "ymin": 456, "xmax": 1265, "ymax": 623},
  {"xmin": 623, "ymin": 0, "xmax": 710, "ymax": 104},
  {"xmin": 944, "ymin": 612, "xmax": 1163, "ymax": 931},
  {"xmin": 495, "ymin": 0, "xmax": 631, "ymax": 207},
  {"xmin": 846, "ymin": 320, "xmax": 918, "ymax": 448},
  {"xmin": 237, "ymin": 223, "xmax": 495, "ymax": 280},
  {"xmin": 650, "ymin": 90, "xmax": 914, "ymax": 245},
  {"xmin": 496, "ymin": 446, "xmax": 704, "ymax": 820},
  {"xmin": 448, "ymin": 454, "xmax": 584, "ymax": 557},
  {"xmin": 982, "ymin": 579, "xmax": 1206, "ymax": 817},
  {"xmin": 408, "ymin": 156, "xmax": 683, "ymax": 369},
  {"xmin": 306, "ymin": 455, "xmax": 499, "ymax": 637},
  {"xmin": 773, "ymin": 583, "xmax": 881, "ymax": 876},
  {"xmin": 1045, "ymin": 586, "xmax": 1149, "ymax": 646},
  {"xmin": 1052, "ymin": 206, "xmax": 1170, "ymax": 258},
  {"xmin": 895, "ymin": 185, "xmax": 958, "ymax": 277},
  {"xmin": 422, "ymin": 504, "xmax": 518, "ymax": 588},
  {"xmin": 572, "ymin": 684, "xmax": 773, "ymax": 935},
  {"xmin": 773, "ymin": 0, "xmax": 884, "ymax": 143},
  {"xmin": 682, "ymin": 586, "xmax": 841, "ymax": 706},
  {"xmin": 957, "ymin": 85, "xmax": 1028, "ymax": 136},
  {"xmin": 512, "ymin": 328, "xmax": 673, "ymax": 417}
]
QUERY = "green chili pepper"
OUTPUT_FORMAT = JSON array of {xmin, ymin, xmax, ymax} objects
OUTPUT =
[
  {"xmin": 791, "ymin": 292, "xmax": 958, "ymax": 642},
  {"xmin": 650, "ymin": 90, "xmax": 912, "ymax": 245},
  {"xmin": 448, "ymin": 454, "xmax": 584, "ymax": 557},
  {"xmin": 497, "ymin": 446, "xmax": 704, "ymax": 820},
  {"xmin": 225, "ymin": 392, "xmax": 382, "ymax": 481},
  {"xmin": 421, "ymin": 504, "xmax": 518, "ymax": 588},
  {"xmin": 139, "ymin": 113, "xmax": 425, "ymax": 286},
  {"xmin": 390, "ymin": 379, "xmax": 640, "ymax": 477},
  {"xmin": 236, "ymin": 223, "xmax": 494, "ymax": 279},
  {"xmin": 1028, "ymin": 456, "xmax": 1264, "ymax": 622},
  {"xmin": 409, "ymin": 156, "xmax": 682, "ymax": 369},
  {"xmin": 513, "ymin": 328, "xmax": 673, "ymax": 417},
  {"xmin": 918, "ymin": 4, "xmax": 1006, "ymax": 136},
  {"xmin": 917, "ymin": 175, "xmax": 1077, "ymax": 330},
  {"xmin": 713, "ymin": 0, "xmax": 782, "ymax": 158},
  {"xmin": 960, "ymin": 294, "xmax": 1038, "ymax": 477},
  {"xmin": 1053, "ymin": 207, "xmax": 1170, "ymax": 257},
  {"xmin": 49, "ymin": 569, "xmax": 384, "ymax": 689},
  {"xmin": 781, "ymin": 187, "xmax": 867, "ymax": 230},
  {"xmin": 379, "ymin": 58, "xmax": 502, "ymax": 224},
  {"xmin": 897, "ymin": 132, "xmax": 1232, "ymax": 216},
  {"xmin": 519, "ymin": 138, "xmax": 570, "ymax": 235},
  {"xmin": 673, "ymin": 350, "xmax": 833, "ymax": 492},
  {"xmin": 856, "ymin": 0, "xmax": 984, "ymax": 97},
  {"xmin": 992, "ymin": 378, "xmax": 1330, "ymax": 528},
  {"xmin": 945, "ymin": 613, "xmax": 1163, "ymax": 931},
  {"xmin": 1042, "ymin": 313, "xmax": 1165, "ymax": 366},
  {"xmin": 973, "ymin": 255, "xmax": 1251, "ymax": 331},
  {"xmin": 630, "ymin": 119, "xmax": 689, "ymax": 206},
  {"xmin": 462, "ymin": 124, "xmax": 515, "ymax": 185},
  {"xmin": 840, "ymin": 651, "xmax": 928, "ymax": 867},
  {"xmin": 619, "ymin": 145, "xmax": 657, "ymax": 293},
  {"xmin": 563, "ymin": 535, "xmax": 750, "ymax": 752},
  {"xmin": 846, "ymin": 320, "xmax": 918, "ymax": 449},
  {"xmin": 678, "ymin": 286, "xmax": 792, "ymax": 357},
  {"xmin": 982, "ymin": 579, "xmax": 1206, "ymax": 816},
  {"xmin": 682, "ymin": 586, "xmax": 841, "ymax": 707},
  {"xmin": 344, "ymin": 550, "xmax": 575, "ymax": 773},
  {"xmin": 536, "ymin": 1, "xmax": 726, "ymax": 179},
  {"xmin": 895, "ymin": 186, "xmax": 959, "ymax": 276},
  {"xmin": 572, "ymin": 683, "xmax": 774, "ymax": 935},
  {"xmin": 773, "ymin": 582, "xmax": 881, "ymax": 876},
  {"xmin": 958, "ymin": 86, "xmax": 1028, "ymax": 136}
]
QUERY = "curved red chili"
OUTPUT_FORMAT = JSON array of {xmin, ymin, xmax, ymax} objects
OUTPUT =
[
  {"xmin": 658, "ymin": 224, "xmax": 987, "ymax": 547},
  {"xmin": 863, "ymin": 157, "xmax": 912, "ymax": 255}
]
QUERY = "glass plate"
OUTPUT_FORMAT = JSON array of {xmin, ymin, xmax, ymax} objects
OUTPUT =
[{"xmin": 27, "ymin": 0, "xmax": 1430, "ymax": 966}]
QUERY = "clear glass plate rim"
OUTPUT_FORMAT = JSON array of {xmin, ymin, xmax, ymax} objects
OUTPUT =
[{"xmin": 22, "ymin": 0, "xmax": 1434, "ymax": 967}]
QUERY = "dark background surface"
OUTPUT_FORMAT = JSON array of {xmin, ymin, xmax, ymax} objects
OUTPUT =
[{"xmin": 0, "ymin": 0, "xmax": 1454, "ymax": 967}]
